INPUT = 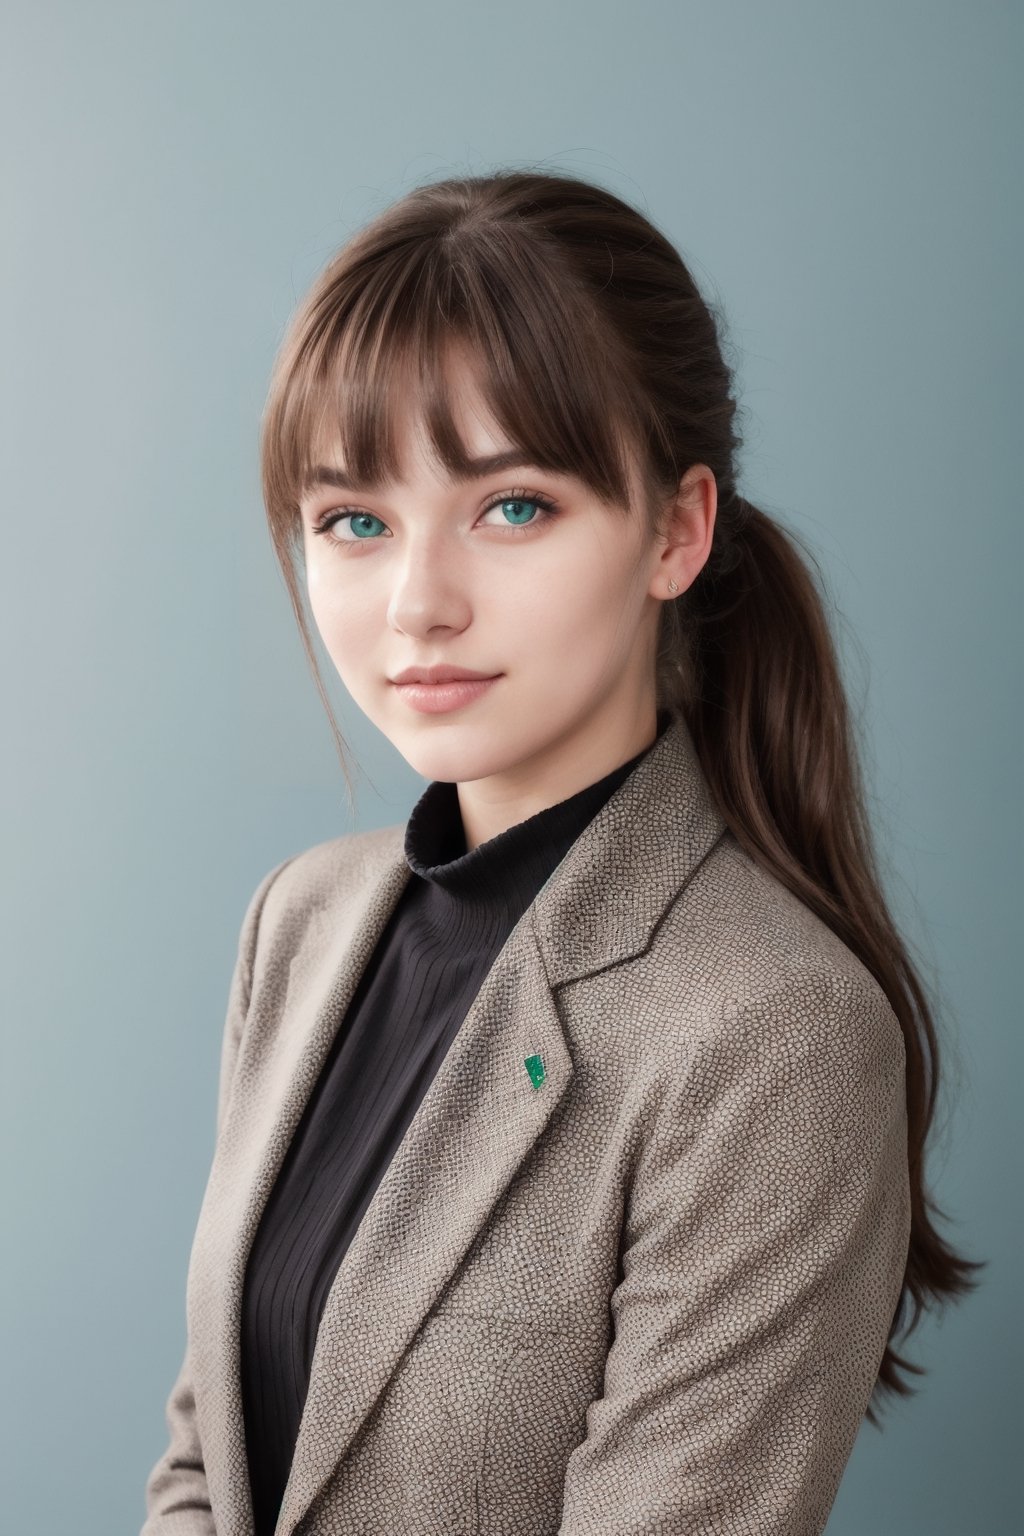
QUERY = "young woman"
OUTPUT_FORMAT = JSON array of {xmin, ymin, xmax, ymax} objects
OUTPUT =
[{"xmin": 142, "ymin": 170, "xmax": 981, "ymax": 1536}]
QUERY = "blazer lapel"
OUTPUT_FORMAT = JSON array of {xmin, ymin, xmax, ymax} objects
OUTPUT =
[{"xmin": 275, "ymin": 909, "xmax": 573, "ymax": 1536}]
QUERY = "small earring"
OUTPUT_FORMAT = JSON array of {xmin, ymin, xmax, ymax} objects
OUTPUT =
[{"xmin": 667, "ymin": 578, "xmax": 679, "ymax": 594}]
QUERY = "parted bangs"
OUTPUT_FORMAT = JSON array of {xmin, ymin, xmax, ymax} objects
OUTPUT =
[{"xmin": 261, "ymin": 225, "xmax": 662, "ymax": 546}]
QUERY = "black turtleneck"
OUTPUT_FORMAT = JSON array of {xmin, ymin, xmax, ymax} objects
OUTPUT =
[{"xmin": 239, "ymin": 716, "xmax": 670, "ymax": 1534}]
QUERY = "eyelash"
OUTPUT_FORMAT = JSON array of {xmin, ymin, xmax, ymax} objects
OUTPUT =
[{"xmin": 309, "ymin": 486, "xmax": 560, "ymax": 546}]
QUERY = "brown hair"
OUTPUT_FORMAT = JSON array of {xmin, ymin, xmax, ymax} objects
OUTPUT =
[{"xmin": 259, "ymin": 167, "xmax": 983, "ymax": 1424}]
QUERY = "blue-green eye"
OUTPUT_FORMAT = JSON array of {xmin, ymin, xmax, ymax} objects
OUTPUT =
[
  {"xmin": 344, "ymin": 512, "xmax": 387, "ymax": 539},
  {"xmin": 480, "ymin": 490, "xmax": 559, "ymax": 530},
  {"xmin": 490, "ymin": 499, "xmax": 537, "ymax": 526},
  {"xmin": 312, "ymin": 510, "xmax": 388, "ymax": 542}
]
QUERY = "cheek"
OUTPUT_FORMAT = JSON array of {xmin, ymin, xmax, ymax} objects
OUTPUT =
[
  {"xmin": 517, "ymin": 525, "xmax": 640, "ymax": 623},
  {"xmin": 510, "ymin": 572, "xmax": 630, "ymax": 662},
  {"xmin": 307, "ymin": 563, "xmax": 376, "ymax": 650}
]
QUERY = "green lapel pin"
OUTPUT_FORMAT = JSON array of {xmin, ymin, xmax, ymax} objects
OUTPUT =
[{"xmin": 524, "ymin": 1053, "xmax": 546, "ymax": 1090}]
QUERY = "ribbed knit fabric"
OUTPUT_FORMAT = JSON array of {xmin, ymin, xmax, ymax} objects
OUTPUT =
[{"xmin": 239, "ymin": 715, "xmax": 670, "ymax": 1535}]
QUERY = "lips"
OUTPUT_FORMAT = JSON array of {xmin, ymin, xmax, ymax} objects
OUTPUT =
[{"xmin": 391, "ymin": 674, "xmax": 501, "ymax": 715}]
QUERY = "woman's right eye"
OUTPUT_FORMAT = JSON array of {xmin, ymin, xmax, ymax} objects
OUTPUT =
[{"xmin": 313, "ymin": 510, "xmax": 390, "ymax": 542}]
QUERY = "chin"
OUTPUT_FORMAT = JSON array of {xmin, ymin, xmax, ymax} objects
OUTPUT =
[{"xmin": 385, "ymin": 724, "xmax": 516, "ymax": 787}]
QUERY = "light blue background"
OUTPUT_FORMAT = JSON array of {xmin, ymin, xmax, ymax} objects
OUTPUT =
[{"xmin": 2, "ymin": 2, "xmax": 1018, "ymax": 1530}]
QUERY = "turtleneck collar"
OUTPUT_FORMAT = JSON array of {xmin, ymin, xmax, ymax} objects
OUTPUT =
[{"xmin": 403, "ymin": 712, "xmax": 673, "ymax": 913}]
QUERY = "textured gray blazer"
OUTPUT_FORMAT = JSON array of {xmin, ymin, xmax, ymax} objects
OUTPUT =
[{"xmin": 142, "ymin": 712, "xmax": 911, "ymax": 1536}]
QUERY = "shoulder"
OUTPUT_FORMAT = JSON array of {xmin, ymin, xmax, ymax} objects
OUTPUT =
[
  {"xmin": 240, "ymin": 820, "xmax": 407, "ymax": 947},
  {"xmin": 679, "ymin": 829, "xmax": 886, "ymax": 996},
  {"xmin": 269, "ymin": 821, "xmax": 406, "ymax": 900},
  {"xmin": 591, "ymin": 829, "xmax": 904, "ymax": 1074}
]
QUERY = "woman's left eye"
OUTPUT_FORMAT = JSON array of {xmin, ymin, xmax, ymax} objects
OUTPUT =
[{"xmin": 479, "ymin": 489, "xmax": 559, "ymax": 531}]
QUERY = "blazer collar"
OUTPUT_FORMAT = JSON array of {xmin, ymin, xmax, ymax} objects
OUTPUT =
[
  {"xmin": 529, "ymin": 708, "xmax": 728, "ymax": 986},
  {"xmin": 193, "ymin": 709, "xmax": 727, "ymax": 1536}
]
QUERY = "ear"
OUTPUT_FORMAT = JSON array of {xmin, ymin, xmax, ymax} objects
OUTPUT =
[{"xmin": 648, "ymin": 464, "xmax": 717, "ymax": 600}]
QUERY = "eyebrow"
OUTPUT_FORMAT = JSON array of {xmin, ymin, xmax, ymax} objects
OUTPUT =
[{"xmin": 302, "ymin": 450, "xmax": 546, "ymax": 496}]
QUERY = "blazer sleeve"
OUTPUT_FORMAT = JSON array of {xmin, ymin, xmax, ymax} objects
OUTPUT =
[
  {"xmin": 140, "ymin": 857, "xmax": 293, "ymax": 1535},
  {"xmin": 557, "ymin": 970, "xmax": 912, "ymax": 1536}
]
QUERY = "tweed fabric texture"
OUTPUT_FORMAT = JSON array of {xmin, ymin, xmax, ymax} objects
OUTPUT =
[{"xmin": 141, "ymin": 711, "xmax": 911, "ymax": 1535}]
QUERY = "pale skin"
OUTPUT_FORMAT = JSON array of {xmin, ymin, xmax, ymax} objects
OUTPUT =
[{"xmin": 300, "ymin": 352, "xmax": 717, "ymax": 851}]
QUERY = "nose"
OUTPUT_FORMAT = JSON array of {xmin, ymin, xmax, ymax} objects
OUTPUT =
[{"xmin": 386, "ymin": 531, "xmax": 474, "ymax": 639}]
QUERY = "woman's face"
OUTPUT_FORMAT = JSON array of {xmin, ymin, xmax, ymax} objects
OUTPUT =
[{"xmin": 299, "ymin": 353, "xmax": 706, "ymax": 842}]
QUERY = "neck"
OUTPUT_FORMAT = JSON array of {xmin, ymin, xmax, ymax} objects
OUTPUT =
[{"xmin": 456, "ymin": 706, "xmax": 663, "ymax": 852}]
